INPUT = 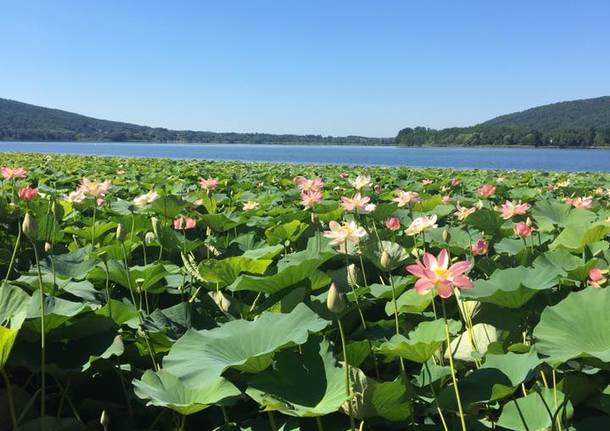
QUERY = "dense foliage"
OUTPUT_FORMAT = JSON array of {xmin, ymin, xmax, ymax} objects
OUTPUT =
[
  {"xmin": 1, "ymin": 153, "xmax": 610, "ymax": 431},
  {"xmin": 0, "ymin": 99, "xmax": 391, "ymax": 145},
  {"xmin": 396, "ymin": 97, "xmax": 610, "ymax": 147}
]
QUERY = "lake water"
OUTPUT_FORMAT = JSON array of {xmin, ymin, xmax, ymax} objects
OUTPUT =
[{"xmin": 0, "ymin": 141, "xmax": 609, "ymax": 172}]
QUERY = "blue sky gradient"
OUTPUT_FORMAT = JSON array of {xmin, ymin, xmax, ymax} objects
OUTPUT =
[{"xmin": 1, "ymin": 0, "xmax": 609, "ymax": 136}]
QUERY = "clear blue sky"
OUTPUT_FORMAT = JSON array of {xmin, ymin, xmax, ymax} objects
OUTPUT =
[{"xmin": 1, "ymin": 1, "xmax": 609, "ymax": 137}]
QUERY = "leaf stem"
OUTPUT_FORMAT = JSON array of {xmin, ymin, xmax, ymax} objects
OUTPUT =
[{"xmin": 441, "ymin": 300, "xmax": 467, "ymax": 431}]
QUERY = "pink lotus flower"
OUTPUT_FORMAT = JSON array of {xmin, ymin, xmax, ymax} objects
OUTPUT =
[
  {"xmin": 471, "ymin": 239, "xmax": 489, "ymax": 256},
  {"xmin": 243, "ymin": 201, "xmax": 260, "ymax": 211},
  {"xmin": 133, "ymin": 190, "xmax": 159, "ymax": 208},
  {"xmin": 450, "ymin": 178, "xmax": 461, "ymax": 188},
  {"xmin": 64, "ymin": 190, "xmax": 86, "ymax": 204},
  {"xmin": 294, "ymin": 176, "xmax": 324, "ymax": 193},
  {"xmin": 1, "ymin": 167, "xmax": 27, "ymax": 180},
  {"xmin": 441, "ymin": 195, "xmax": 451, "ymax": 204},
  {"xmin": 422, "ymin": 179, "xmax": 433, "ymax": 185},
  {"xmin": 300, "ymin": 190, "xmax": 323, "ymax": 208},
  {"xmin": 385, "ymin": 216, "xmax": 401, "ymax": 231},
  {"xmin": 349, "ymin": 175, "xmax": 371, "ymax": 190},
  {"xmin": 563, "ymin": 196, "xmax": 593, "ymax": 209},
  {"xmin": 339, "ymin": 172, "xmax": 349, "ymax": 179},
  {"xmin": 513, "ymin": 220, "xmax": 533, "ymax": 237},
  {"xmin": 454, "ymin": 203, "xmax": 476, "ymax": 221},
  {"xmin": 341, "ymin": 193, "xmax": 371, "ymax": 211},
  {"xmin": 405, "ymin": 214, "xmax": 438, "ymax": 236},
  {"xmin": 173, "ymin": 216, "xmax": 196, "ymax": 230},
  {"xmin": 18, "ymin": 186, "xmax": 38, "ymax": 201},
  {"xmin": 79, "ymin": 177, "xmax": 112, "ymax": 199},
  {"xmin": 392, "ymin": 190, "xmax": 420, "ymax": 207},
  {"xmin": 588, "ymin": 268, "xmax": 607, "ymax": 288},
  {"xmin": 500, "ymin": 200, "xmax": 530, "ymax": 220},
  {"xmin": 199, "ymin": 178, "xmax": 219, "ymax": 191},
  {"xmin": 406, "ymin": 249, "xmax": 474, "ymax": 299},
  {"xmin": 323, "ymin": 220, "xmax": 367, "ymax": 246},
  {"xmin": 478, "ymin": 184, "xmax": 496, "ymax": 198},
  {"xmin": 374, "ymin": 184, "xmax": 384, "ymax": 194}
]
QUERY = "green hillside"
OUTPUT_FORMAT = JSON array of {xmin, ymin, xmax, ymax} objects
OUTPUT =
[
  {"xmin": 396, "ymin": 96, "xmax": 610, "ymax": 147},
  {"xmin": 483, "ymin": 96, "xmax": 610, "ymax": 130},
  {"xmin": 0, "ymin": 98, "xmax": 390, "ymax": 145}
]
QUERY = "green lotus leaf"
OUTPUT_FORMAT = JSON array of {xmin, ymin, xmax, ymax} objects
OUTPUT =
[
  {"xmin": 200, "ymin": 213, "xmax": 244, "ymax": 232},
  {"xmin": 377, "ymin": 319, "xmax": 461, "ymax": 363},
  {"xmin": 241, "ymin": 244, "xmax": 285, "ymax": 260},
  {"xmin": 229, "ymin": 236, "xmax": 335, "ymax": 294},
  {"xmin": 265, "ymin": 220, "xmax": 308, "ymax": 245},
  {"xmin": 197, "ymin": 256, "xmax": 272, "ymax": 288},
  {"xmin": 464, "ymin": 208, "xmax": 504, "ymax": 235},
  {"xmin": 550, "ymin": 222, "xmax": 610, "ymax": 252},
  {"xmin": 82, "ymin": 334, "xmax": 124, "ymax": 371},
  {"xmin": 532, "ymin": 200, "xmax": 596, "ymax": 231},
  {"xmin": 347, "ymin": 368, "xmax": 412, "ymax": 421},
  {"xmin": 148, "ymin": 195, "xmax": 189, "ymax": 218},
  {"xmin": 480, "ymin": 350, "xmax": 542, "ymax": 397},
  {"xmin": 0, "ymin": 283, "xmax": 31, "ymax": 329},
  {"xmin": 133, "ymin": 370, "xmax": 240, "ymax": 415},
  {"xmin": 461, "ymin": 264, "xmax": 559, "ymax": 308},
  {"xmin": 246, "ymin": 337, "xmax": 347, "ymax": 417},
  {"xmin": 361, "ymin": 241, "xmax": 410, "ymax": 271},
  {"xmin": 0, "ymin": 326, "xmax": 18, "ymax": 368},
  {"xmin": 386, "ymin": 287, "xmax": 434, "ymax": 315},
  {"xmin": 497, "ymin": 388, "xmax": 573, "ymax": 431},
  {"xmin": 163, "ymin": 303, "xmax": 330, "ymax": 388},
  {"xmin": 447, "ymin": 323, "xmax": 497, "ymax": 362},
  {"xmin": 44, "ymin": 246, "xmax": 97, "ymax": 279},
  {"xmin": 88, "ymin": 261, "xmax": 169, "ymax": 292},
  {"xmin": 534, "ymin": 287, "xmax": 610, "ymax": 363}
]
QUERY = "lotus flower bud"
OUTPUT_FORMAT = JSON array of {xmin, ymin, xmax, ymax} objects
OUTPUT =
[
  {"xmin": 151, "ymin": 217, "xmax": 160, "ymax": 237},
  {"xmin": 144, "ymin": 231, "xmax": 156, "ymax": 245},
  {"xmin": 116, "ymin": 223, "xmax": 126, "ymax": 241},
  {"xmin": 326, "ymin": 283, "xmax": 346, "ymax": 314},
  {"xmin": 100, "ymin": 410, "xmax": 109, "ymax": 430},
  {"xmin": 346, "ymin": 264, "xmax": 358, "ymax": 288},
  {"xmin": 442, "ymin": 229, "xmax": 449, "ymax": 242},
  {"xmin": 44, "ymin": 241, "xmax": 52, "ymax": 252},
  {"xmin": 380, "ymin": 249, "xmax": 391, "ymax": 269},
  {"xmin": 22, "ymin": 212, "xmax": 37, "ymax": 239}
]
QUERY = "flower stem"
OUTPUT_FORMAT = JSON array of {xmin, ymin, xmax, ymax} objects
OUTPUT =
[
  {"xmin": 337, "ymin": 318, "xmax": 356, "ymax": 431},
  {"xmin": 32, "ymin": 240, "xmax": 46, "ymax": 428},
  {"xmin": 3, "ymin": 218, "xmax": 21, "ymax": 285},
  {"xmin": 0, "ymin": 368, "xmax": 17, "ymax": 430},
  {"xmin": 441, "ymin": 300, "xmax": 466, "ymax": 431},
  {"xmin": 424, "ymin": 362, "xmax": 449, "ymax": 431}
]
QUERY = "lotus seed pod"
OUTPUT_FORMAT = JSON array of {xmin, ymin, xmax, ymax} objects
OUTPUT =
[
  {"xmin": 144, "ymin": 231, "xmax": 156, "ymax": 245},
  {"xmin": 380, "ymin": 249, "xmax": 391, "ymax": 269},
  {"xmin": 116, "ymin": 223, "xmax": 126, "ymax": 241},
  {"xmin": 100, "ymin": 410, "xmax": 109, "ymax": 429},
  {"xmin": 326, "ymin": 282, "xmax": 346, "ymax": 314},
  {"xmin": 22, "ymin": 212, "xmax": 37, "ymax": 239},
  {"xmin": 44, "ymin": 241, "xmax": 52, "ymax": 252},
  {"xmin": 442, "ymin": 229, "xmax": 449, "ymax": 242}
]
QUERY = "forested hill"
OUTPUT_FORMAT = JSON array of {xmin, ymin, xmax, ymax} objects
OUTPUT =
[
  {"xmin": 0, "ymin": 98, "xmax": 391, "ymax": 145},
  {"xmin": 396, "ymin": 96, "xmax": 610, "ymax": 147}
]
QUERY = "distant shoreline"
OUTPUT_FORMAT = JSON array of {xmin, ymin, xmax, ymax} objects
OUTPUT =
[{"xmin": 1, "ymin": 139, "xmax": 608, "ymax": 150}]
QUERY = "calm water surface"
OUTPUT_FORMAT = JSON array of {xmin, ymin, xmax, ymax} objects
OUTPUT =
[{"xmin": 1, "ymin": 141, "xmax": 609, "ymax": 172}]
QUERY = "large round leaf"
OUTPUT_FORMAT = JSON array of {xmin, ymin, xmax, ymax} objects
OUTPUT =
[
  {"xmin": 133, "ymin": 370, "xmax": 240, "ymax": 415},
  {"xmin": 163, "ymin": 303, "xmax": 330, "ymax": 388},
  {"xmin": 246, "ymin": 337, "xmax": 347, "ymax": 417},
  {"xmin": 534, "ymin": 287, "xmax": 610, "ymax": 363}
]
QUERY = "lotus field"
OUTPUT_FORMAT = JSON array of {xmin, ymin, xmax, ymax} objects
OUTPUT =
[{"xmin": 2, "ymin": 153, "xmax": 610, "ymax": 431}]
